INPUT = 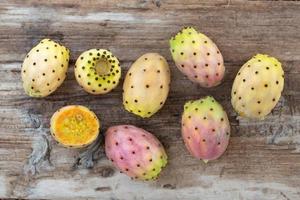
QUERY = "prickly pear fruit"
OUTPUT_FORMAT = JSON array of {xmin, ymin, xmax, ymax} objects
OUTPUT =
[
  {"xmin": 169, "ymin": 27, "xmax": 224, "ymax": 87},
  {"xmin": 105, "ymin": 125, "xmax": 167, "ymax": 181},
  {"xmin": 50, "ymin": 105, "xmax": 100, "ymax": 148},
  {"xmin": 74, "ymin": 49, "xmax": 121, "ymax": 94},
  {"xmin": 231, "ymin": 54, "xmax": 284, "ymax": 120},
  {"xmin": 123, "ymin": 53, "xmax": 170, "ymax": 118},
  {"xmin": 182, "ymin": 96, "xmax": 230, "ymax": 162},
  {"xmin": 21, "ymin": 39, "xmax": 70, "ymax": 97}
]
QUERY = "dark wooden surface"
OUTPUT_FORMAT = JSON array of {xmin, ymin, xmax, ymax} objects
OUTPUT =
[{"xmin": 0, "ymin": 0, "xmax": 299, "ymax": 199}]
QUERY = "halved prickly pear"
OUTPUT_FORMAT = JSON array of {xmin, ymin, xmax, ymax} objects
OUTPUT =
[
  {"xmin": 74, "ymin": 49, "xmax": 121, "ymax": 94},
  {"xmin": 105, "ymin": 125, "xmax": 168, "ymax": 181},
  {"xmin": 231, "ymin": 54, "xmax": 284, "ymax": 119},
  {"xmin": 182, "ymin": 96, "xmax": 230, "ymax": 162},
  {"xmin": 50, "ymin": 105, "xmax": 100, "ymax": 148},
  {"xmin": 21, "ymin": 38, "xmax": 70, "ymax": 97},
  {"xmin": 123, "ymin": 53, "xmax": 171, "ymax": 118},
  {"xmin": 169, "ymin": 27, "xmax": 225, "ymax": 87}
]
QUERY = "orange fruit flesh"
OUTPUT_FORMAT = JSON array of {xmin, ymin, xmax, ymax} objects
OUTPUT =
[{"xmin": 51, "ymin": 105, "xmax": 100, "ymax": 148}]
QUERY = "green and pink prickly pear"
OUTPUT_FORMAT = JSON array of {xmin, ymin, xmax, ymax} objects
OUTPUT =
[
  {"xmin": 181, "ymin": 96, "xmax": 230, "ymax": 162},
  {"xmin": 105, "ymin": 125, "xmax": 168, "ymax": 181},
  {"xmin": 169, "ymin": 27, "xmax": 224, "ymax": 87},
  {"xmin": 21, "ymin": 39, "xmax": 70, "ymax": 97},
  {"xmin": 74, "ymin": 49, "xmax": 121, "ymax": 94},
  {"xmin": 231, "ymin": 54, "xmax": 284, "ymax": 120},
  {"xmin": 123, "ymin": 53, "xmax": 170, "ymax": 118}
]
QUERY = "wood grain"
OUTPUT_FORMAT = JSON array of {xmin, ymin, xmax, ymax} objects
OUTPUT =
[{"xmin": 0, "ymin": 0, "xmax": 300, "ymax": 199}]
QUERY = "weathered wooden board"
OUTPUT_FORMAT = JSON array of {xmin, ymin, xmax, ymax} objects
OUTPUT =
[{"xmin": 0, "ymin": 0, "xmax": 300, "ymax": 199}]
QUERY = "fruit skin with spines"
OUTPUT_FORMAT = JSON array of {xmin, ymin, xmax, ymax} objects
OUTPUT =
[
  {"xmin": 105, "ymin": 125, "xmax": 168, "ymax": 181},
  {"xmin": 181, "ymin": 96, "xmax": 230, "ymax": 163},
  {"xmin": 123, "ymin": 53, "xmax": 171, "ymax": 118},
  {"xmin": 74, "ymin": 49, "xmax": 121, "ymax": 95},
  {"xmin": 231, "ymin": 54, "xmax": 284, "ymax": 120},
  {"xmin": 21, "ymin": 38, "xmax": 70, "ymax": 97},
  {"xmin": 169, "ymin": 27, "xmax": 225, "ymax": 88},
  {"xmin": 50, "ymin": 105, "xmax": 100, "ymax": 148}
]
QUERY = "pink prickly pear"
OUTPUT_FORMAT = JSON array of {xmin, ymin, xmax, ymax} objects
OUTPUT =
[
  {"xmin": 105, "ymin": 125, "xmax": 167, "ymax": 181},
  {"xmin": 181, "ymin": 96, "xmax": 230, "ymax": 162},
  {"xmin": 169, "ymin": 27, "xmax": 225, "ymax": 87}
]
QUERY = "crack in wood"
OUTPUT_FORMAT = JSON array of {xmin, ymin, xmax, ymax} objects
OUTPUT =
[
  {"xmin": 24, "ymin": 134, "xmax": 52, "ymax": 176},
  {"xmin": 94, "ymin": 186, "xmax": 111, "ymax": 192},
  {"xmin": 280, "ymin": 191, "xmax": 291, "ymax": 200},
  {"xmin": 219, "ymin": 166, "xmax": 225, "ymax": 178},
  {"xmin": 268, "ymin": 125, "xmax": 284, "ymax": 145},
  {"xmin": 162, "ymin": 183, "xmax": 176, "ymax": 189},
  {"xmin": 72, "ymin": 133, "xmax": 106, "ymax": 169}
]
